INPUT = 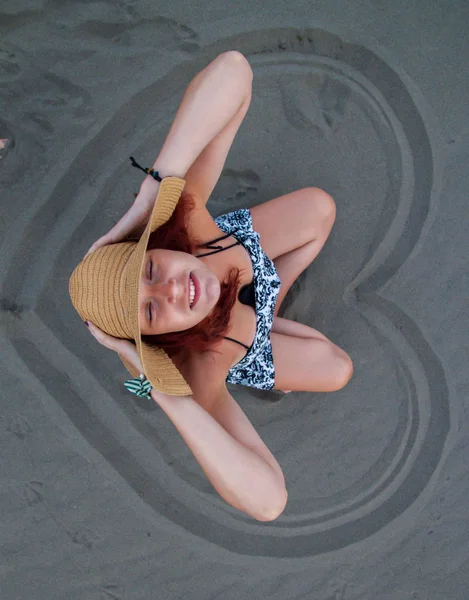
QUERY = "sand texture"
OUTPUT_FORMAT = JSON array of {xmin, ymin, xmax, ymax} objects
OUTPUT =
[{"xmin": 1, "ymin": 1, "xmax": 468, "ymax": 598}]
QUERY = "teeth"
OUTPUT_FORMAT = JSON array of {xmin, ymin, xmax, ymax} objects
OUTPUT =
[{"xmin": 189, "ymin": 277, "xmax": 195, "ymax": 307}]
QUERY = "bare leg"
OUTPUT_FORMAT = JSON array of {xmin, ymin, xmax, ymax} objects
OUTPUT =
[
  {"xmin": 250, "ymin": 186, "xmax": 336, "ymax": 315},
  {"xmin": 250, "ymin": 188, "xmax": 352, "ymax": 393}
]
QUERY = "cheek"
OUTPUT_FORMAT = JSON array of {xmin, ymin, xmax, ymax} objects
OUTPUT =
[{"xmin": 202, "ymin": 271, "xmax": 221, "ymax": 305}]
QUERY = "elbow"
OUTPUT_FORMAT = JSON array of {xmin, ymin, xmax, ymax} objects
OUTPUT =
[
  {"xmin": 218, "ymin": 50, "xmax": 253, "ymax": 81},
  {"xmin": 252, "ymin": 487, "xmax": 288, "ymax": 522}
]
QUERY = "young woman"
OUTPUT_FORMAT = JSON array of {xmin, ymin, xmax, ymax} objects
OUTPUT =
[{"xmin": 77, "ymin": 51, "xmax": 353, "ymax": 522}]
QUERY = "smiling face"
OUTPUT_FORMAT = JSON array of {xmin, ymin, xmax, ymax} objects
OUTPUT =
[{"xmin": 138, "ymin": 248, "xmax": 221, "ymax": 335}]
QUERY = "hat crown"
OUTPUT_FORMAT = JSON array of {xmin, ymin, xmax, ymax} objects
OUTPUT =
[
  {"xmin": 68, "ymin": 177, "xmax": 192, "ymax": 396},
  {"xmin": 68, "ymin": 243, "xmax": 136, "ymax": 339}
]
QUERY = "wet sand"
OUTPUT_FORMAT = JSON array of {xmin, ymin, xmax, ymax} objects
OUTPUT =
[{"xmin": 1, "ymin": 1, "xmax": 468, "ymax": 598}]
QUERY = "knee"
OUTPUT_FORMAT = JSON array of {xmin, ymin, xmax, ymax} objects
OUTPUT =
[
  {"xmin": 304, "ymin": 187, "xmax": 336, "ymax": 228},
  {"xmin": 329, "ymin": 347, "xmax": 354, "ymax": 391}
]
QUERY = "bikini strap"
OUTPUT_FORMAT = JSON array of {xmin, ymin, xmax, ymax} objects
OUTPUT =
[
  {"xmin": 201, "ymin": 232, "xmax": 234, "ymax": 245},
  {"xmin": 197, "ymin": 232, "xmax": 250, "ymax": 354},
  {"xmin": 223, "ymin": 336, "xmax": 251, "ymax": 351},
  {"xmin": 195, "ymin": 233, "xmax": 242, "ymax": 258}
]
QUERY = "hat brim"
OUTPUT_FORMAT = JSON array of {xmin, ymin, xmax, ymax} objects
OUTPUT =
[{"xmin": 122, "ymin": 177, "xmax": 193, "ymax": 396}]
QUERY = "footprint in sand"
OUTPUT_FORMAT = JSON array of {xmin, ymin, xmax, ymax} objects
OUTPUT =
[
  {"xmin": 74, "ymin": 13, "xmax": 199, "ymax": 53},
  {"xmin": 280, "ymin": 74, "xmax": 350, "ymax": 139},
  {"xmin": 0, "ymin": 47, "xmax": 22, "ymax": 81},
  {"xmin": 209, "ymin": 168, "xmax": 260, "ymax": 213}
]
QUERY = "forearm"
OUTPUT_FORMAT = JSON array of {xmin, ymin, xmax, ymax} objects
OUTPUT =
[
  {"xmin": 150, "ymin": 52, "xmax": 252, "ymax": 180},
  {"xmin": 153, "ymin": 390, "xmax": 285, "ymax": 521}
]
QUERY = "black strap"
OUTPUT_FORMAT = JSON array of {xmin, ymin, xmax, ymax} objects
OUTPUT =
[
  {"xmin": 223, "ymin": 336, "xmax": 251, "ymax": 351},
  {"xmin": 195, "ymin": 233, "xmax": 242, "ymax": 258},
  {"xmin": 200, "ymin": 233, "xmax": 233, "ymax": 245},
  {"xmin": 196, "ymin": 241, "xmax": 241, "ymax": 258},
  {"xmin": 198, "ymin": 232, "xmax": 252, "ymax": 353}
]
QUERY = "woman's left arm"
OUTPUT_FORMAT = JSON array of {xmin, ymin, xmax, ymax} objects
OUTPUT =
[
  {"xmin": 153, "ymin": 387, "xmax": 287, "ymax": 522},
  {"xmin": 86, "ymin": 322, "xmax": 287, "ymax": 521}
]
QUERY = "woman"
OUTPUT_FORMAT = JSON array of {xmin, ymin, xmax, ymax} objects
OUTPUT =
[{"xmin": 69, "ymin": 51, "xmax": 353, "ymax": 522}]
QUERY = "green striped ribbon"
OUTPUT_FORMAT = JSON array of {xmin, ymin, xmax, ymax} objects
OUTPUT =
[{"xmin": 124, "ymin": 374, "xmax": 153, "ymax": 399}]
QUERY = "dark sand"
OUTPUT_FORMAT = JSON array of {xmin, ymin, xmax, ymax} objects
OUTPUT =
[{"xmin": 1, "ymin": 1, "xmax": 468, "ymax": 598}]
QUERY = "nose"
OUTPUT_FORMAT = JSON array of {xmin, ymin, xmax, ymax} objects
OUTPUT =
[{"xmin": 152, "ymin": 278, "xmax": 182, "ymax": 304}]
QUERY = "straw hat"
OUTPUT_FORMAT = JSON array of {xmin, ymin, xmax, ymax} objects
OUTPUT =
[{"xmin": 68, "ymin": 177, "xmax": 192, "ymax": 396}]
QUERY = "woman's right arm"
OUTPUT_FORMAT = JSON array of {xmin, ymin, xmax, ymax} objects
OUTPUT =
[
  {"xmin": 84, "ymin": 52, "xmax": 252, "ymax": 258},
  {"xmin": 153, "ymin": 386, "xmax": 287, "ymax": 522},
  {"xmin": 148, "ymin": 51, "xmax": 252, "ymax": 182}
]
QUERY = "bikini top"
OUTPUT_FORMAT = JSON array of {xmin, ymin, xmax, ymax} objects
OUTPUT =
[{"xmin": 195, "ymin": 232, "xmax": 255, "ymax": 353}]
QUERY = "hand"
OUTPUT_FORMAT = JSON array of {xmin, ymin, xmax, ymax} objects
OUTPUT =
[
  {"xmin": 83, "ymin": 177, "xmax": 160, "ymax": 260},
  {"xmin": 86, "ymin": 321, "xmax": 144, "ymax": 375}
]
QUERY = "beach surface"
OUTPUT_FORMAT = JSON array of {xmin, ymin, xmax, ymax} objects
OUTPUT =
[{"xmin": 1, "ymin": 1, "xmax": 468, "ymax": 598}]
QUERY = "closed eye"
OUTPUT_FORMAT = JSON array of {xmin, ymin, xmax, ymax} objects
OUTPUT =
[
  {"xmin": 147, "ymin": 259, "xmax": 152, "ymax": 281},
  {"xmin": 148, "ymin": 300, "xmax": 158, "ymax": 324},
  {"xmin": 147, "ymin": 260, "xmax": 153, "ymax": 323}
]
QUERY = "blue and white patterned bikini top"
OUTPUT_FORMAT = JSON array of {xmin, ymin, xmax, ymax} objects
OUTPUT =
[{"xmin": 195, "ymin": 209, "xmax": 282, "ymax": 390}]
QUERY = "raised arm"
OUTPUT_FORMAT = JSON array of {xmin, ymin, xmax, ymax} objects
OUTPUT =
[
  {"xmin": 142, "ymin": 51, "xmax": 253, "ymax": 205},
  {"xmin": 153, "ymin": 385, "xmax": 288, "ymax": 521},
  {"xmin": 83, "ymin": 52, "xmax": 252, "ymax": 258},
  {"xmin": 85, "ymin": 315, "xmax": 286, "ymax": 520}
]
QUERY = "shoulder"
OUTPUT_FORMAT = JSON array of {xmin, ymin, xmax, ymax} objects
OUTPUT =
[{"xmin": 185, "ymin": 203, "xmax": 225, "ymax": 245}]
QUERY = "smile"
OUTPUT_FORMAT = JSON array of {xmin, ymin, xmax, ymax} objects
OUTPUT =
[
  {"xmin": 189, "ymin": 276, "xmax": 195, "ymax": 307},
  {"xmin": 189, "ymin": 273, "xmax": 200, "ymax": 309}
]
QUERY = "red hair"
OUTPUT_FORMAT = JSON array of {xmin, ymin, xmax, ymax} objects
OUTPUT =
[{"xmin": 131, "ymin": 192, "xmax": 241, "ymax": 358}]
